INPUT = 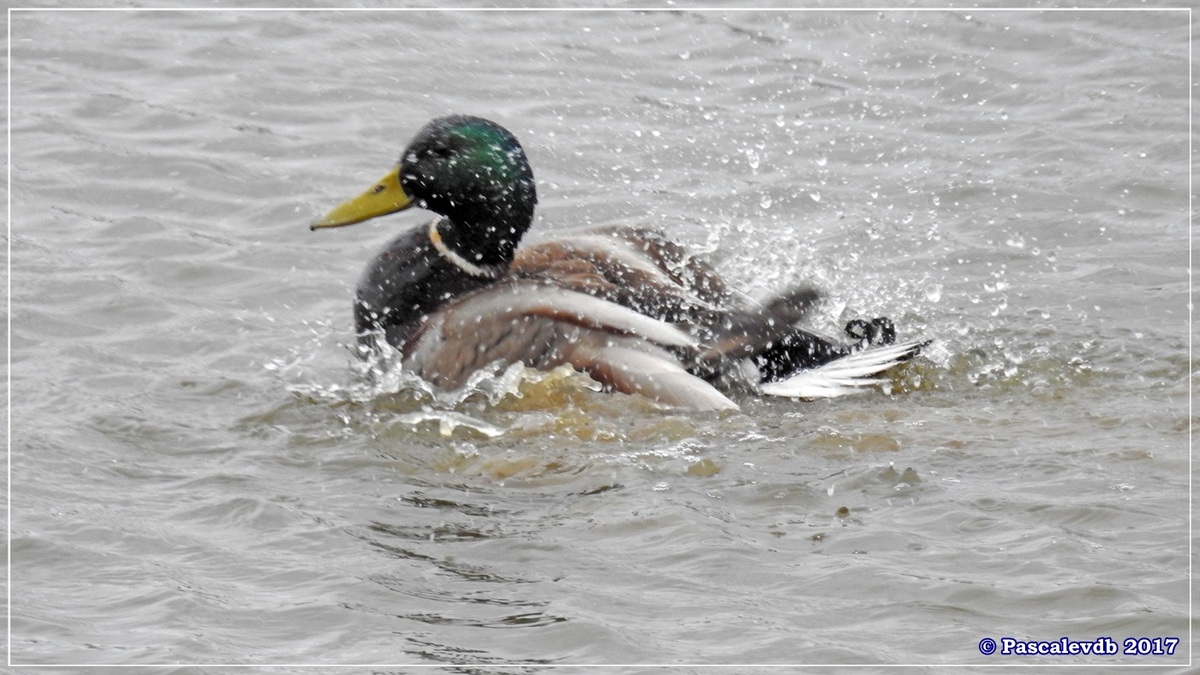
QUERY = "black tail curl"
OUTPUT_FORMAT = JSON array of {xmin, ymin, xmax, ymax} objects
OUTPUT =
[{"xmin": 845, "ymin": 317, "xmax": 897, "ymax": 349}]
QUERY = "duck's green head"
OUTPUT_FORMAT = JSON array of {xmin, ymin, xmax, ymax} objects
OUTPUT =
[{"xmin": 312, "ymin": 115, "xmax": 538, "ymax": 267}]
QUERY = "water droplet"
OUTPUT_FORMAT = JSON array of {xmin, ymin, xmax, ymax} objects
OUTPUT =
[
  {"xmin": 924, "ymin": 284, "xmax": 943, "ymax": 303},
  {"xmin": 809, "ymin": 191, "xmax": 821, "ymax": 202},
  {"xmin": 745, "ymin": 149, "xmax": 760, "ymax": 170},
  {"xmin": 760, "ymin": 195, "xmax": 773, "ymax": 209}
]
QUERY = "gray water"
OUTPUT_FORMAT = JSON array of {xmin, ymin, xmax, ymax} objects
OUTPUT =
[{"xmin": 8, "ymin": 7, "xmax": 1192, "ymax": 672}]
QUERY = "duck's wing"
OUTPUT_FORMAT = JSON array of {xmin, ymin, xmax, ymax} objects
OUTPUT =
[
  {"xmin": 512, "ymin": 226, "xmax": 737, "ymax": 327},
  {"xmin": 404, "ymin": 281, "xmax": 738, "ymax": 411}
]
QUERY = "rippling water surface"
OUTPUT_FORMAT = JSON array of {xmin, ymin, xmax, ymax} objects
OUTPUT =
[{"xmin": 9, "ymin": 7, "xmax": 1192, "ymax": 671}]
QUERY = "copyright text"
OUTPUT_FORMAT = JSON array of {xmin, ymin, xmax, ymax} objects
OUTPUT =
[{"xmin": 977, "ymin": 636, "xmax": 1178, "ymax": 656}]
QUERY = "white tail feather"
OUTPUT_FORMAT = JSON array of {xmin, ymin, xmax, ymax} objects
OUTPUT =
[{"xmin": 759, "ymin": 339, "xmax": 926, "ymax": 399}]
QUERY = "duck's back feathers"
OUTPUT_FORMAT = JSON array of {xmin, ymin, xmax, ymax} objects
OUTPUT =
[{"xmin": 512, "ymin": 226, "xmax": 733, "ymax": 326}]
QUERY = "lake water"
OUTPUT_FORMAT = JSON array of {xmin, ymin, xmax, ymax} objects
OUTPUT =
[{"xmin": 8, "ymin": 7, "xmax": 1192, "ymax": 672}]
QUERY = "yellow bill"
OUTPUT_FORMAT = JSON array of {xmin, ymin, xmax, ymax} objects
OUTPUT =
[{"xmin": 310, "ymin": 168, "xmax": 415, "ymax": 230}]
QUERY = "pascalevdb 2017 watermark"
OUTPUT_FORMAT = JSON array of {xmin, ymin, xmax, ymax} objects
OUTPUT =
[{"xmin": 978, "ymin": 636, "xmax": 1179, "ymax": 657}]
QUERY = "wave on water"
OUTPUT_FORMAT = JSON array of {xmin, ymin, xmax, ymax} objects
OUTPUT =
[{"xmin": 259, "ymin": 319, "xmax": 688, "ymax": 445}]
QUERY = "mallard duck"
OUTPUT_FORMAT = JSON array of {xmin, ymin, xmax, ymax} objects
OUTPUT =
[{"xmin": 312, "ymin": 115, "xmax": 927, "ymax": 410}]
